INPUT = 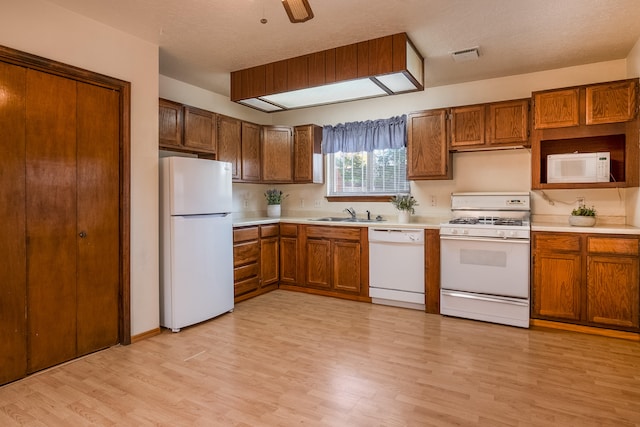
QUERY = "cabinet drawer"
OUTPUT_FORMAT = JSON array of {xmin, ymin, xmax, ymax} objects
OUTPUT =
[
  {"xmin": 261, "ymin": 224, "xmax": 279, "ymax": 238},
  {"xmin": 534, "ymin": 233, "xmax": 581, "ymax": 252},
  {"xmin": 280, "ymin": 223, "xmax": 298, "ymax": 237},
  {"xmin": 588, "ymin": 236, "xmax": 639, "ymax": 256},
  {"xmin": 234, "ymin": 277, "xmax": 259, "ymax": 296},
  {"xmin": 234, "ymin": 263, "xmax": 259, "ymax": 282},
  {"xmin": 233, "ymin": 241, "xmax": 259, "ymax": 266},
  {"xmin": 234, "ymin": 226, "xmax": 259, "ymax": 242},
  {"xmin": 305, "ymin": 225, "xmax": 361, "ymax": 240}
]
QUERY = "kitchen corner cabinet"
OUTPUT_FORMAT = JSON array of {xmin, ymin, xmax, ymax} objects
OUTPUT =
[
  {"xmin": 450, "ymin": 99, "xmax": 530, "ymax": 151},
  {"xmin": 532, "ymin": 232, "xmax": 640, "ymax": 332},
  {"xmin": 262, "ymin": 126, "xmax": 293, "ymax": 182},
  {"xmin": 279, "ymin": 224, "xmax": 370, "ymax": 302},
  {"xmin": 407, "ymin": 109, "xmax": 452, "ymax": 180},
  {"xmin": 531, "ymin": 78, "xmax": 639, "ymax": 189},
  {"xmin": 233, "ymin": 224, "xmax": 279, "ymax": 302},
  {"xmin": 293, "ymin": 124, "xmax": 324, "ymax": 183},
  {"xmin": 159, "ymin": 99, "xmax": 217, "ymax": 155}
]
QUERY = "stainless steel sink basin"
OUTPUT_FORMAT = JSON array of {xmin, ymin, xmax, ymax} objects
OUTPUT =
[{"xmin": 310, "ymin": 217, "xmax": 385, "ymax": 223}]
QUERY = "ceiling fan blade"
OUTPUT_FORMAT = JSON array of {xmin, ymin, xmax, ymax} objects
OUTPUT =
[{"xmin": 282, "ymin": 0, "xmax": 314, "ymax": 23}]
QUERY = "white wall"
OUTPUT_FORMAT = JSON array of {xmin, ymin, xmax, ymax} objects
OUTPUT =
[{"xmin": 0, "ymin": 0, "xmax": 160, "ymax": 336}]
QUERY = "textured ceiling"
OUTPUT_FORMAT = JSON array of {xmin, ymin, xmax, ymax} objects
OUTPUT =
[{"xmin": 46, "ymin": 0, "xmax": 640, "ymax": 98}]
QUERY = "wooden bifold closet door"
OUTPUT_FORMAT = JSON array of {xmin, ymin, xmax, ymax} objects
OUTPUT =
[{"xmin": 0, "ymin": 62, "xmax": 120, "ymax": 383}]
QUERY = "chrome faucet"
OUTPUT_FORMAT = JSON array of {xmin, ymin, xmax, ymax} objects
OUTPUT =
[{"xmin": 344, "ymin": 207, "xmax": 356, "ymax": 219}]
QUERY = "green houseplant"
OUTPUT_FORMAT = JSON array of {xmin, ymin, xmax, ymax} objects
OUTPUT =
[
  {"xmin": 264, "ymin": 188, "xmax": 288, "ymax": 218},
  {"xmin": 390, "ymin": 194, "xmax": 418, "ymax": 223},
  {"xmin": 569, "ymin": 204, "xmax": 596, "ymax": 227}
]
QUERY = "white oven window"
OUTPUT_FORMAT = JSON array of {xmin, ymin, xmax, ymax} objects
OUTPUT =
[{"xmin": 460, "ymin": 249, "xmax": 507, "ymax": 267}]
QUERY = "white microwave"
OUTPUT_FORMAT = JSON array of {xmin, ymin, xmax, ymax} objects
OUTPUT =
[{"xmin": 547, "ymin": 152, "xmax": 610, "ymax": 183}]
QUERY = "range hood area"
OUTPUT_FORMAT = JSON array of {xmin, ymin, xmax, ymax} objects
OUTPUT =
[{"xmin": 230, "ymin": 33, "xmax": 424, "ymax": 112}]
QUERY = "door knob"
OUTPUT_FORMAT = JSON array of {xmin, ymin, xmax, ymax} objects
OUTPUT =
[{"xmin": 79, "ymin": 231, "xmax": 87, "ymax": 238}]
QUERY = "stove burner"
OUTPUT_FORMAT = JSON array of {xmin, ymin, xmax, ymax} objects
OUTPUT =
[
  {"xmin": 449, "ymin": 217, "xmax": 524, "ymax": 226},
  {"xmin": 494, "ymin": 218, "xmax": 523, "ymax": 226},
  {"xmin": 449, "ymin": 217, "xmax": 478, "ymax": 224}
]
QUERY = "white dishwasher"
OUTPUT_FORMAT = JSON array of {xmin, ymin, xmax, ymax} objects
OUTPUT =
[{"xmin": 368, "ymin": 227, "xmax": 425, "ymax": 310}]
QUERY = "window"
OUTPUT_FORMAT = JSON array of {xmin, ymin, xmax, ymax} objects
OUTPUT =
[
  {"xmin": 323, "ymin": 115, "xmax": 408, "ymax": 197},
  {"xmin": 327, "ymin": 148, "xmax": 409, "ymax": 196}
]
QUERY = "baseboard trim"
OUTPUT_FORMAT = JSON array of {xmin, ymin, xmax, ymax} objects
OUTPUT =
[
  {"xmin": 530, "ymin": 319, "xmax": 640, "ymax": 341},
  {"xmin": 131, "ymin": 327, "xmax": 161, "ymax": 343}
]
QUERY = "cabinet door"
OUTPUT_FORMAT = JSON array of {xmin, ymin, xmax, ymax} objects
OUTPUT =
[
  {"xmin": 305, "ymin": 238, "xmax": 331, "ymax": 288},
  {"xmin": 262, "ymin": 126, "xmax": 293, "ymax": 182},
  {"xmin": 450, "ymin": 105, "xmax": 485, "ymax": 148},
  {"xmin": 533, "ymin": 88, "xmax": 579, "ymax": 129},
  {"xmin": 183, "ymin": 106, "xmax": 216, "ymax": 154},
  {"xmin": 333, "ymin": 241, "xmax": 361, "ymax": 293},
  {"xmin": 532, "ymin": 251, "xmax": 582, "ymax": 321},
  {"xmin": 217, "ymin": 115, "xmax": 242, "ymax": 180},
  {"xmin": 260, "ymin": 237, "xmax": 279, "ymax": 287},
  {"xmin": 486, "ymin": 99, "xmax": 529, "ymax": 146},
  {"xmin": 0, "ymin": 61, "xmax": 27, "ymax": 384},
  {"xmin": 241, "ymin": 121, "xmax": 261, "ymax": 182},
  {"xmin": 587, "ymin": 255, "xmax": 639, "ymax": 328},
  {"xmin": 586, "ymin": 80, "xmax": 637, "ymax": 125},
  {"xmin": 293, "ymin": 124, "xmax": 322, "ymax": 183},
  {"xmin": 280, "ymin": 236, "xmax": 298, "ymax": 284},
  {"xmin": 407, "ymin": 109, "xmax": 451, "ymax": 180},
  {"xmin": 159, "ymin": 98, "xmax": 183, "ymax": 149}
]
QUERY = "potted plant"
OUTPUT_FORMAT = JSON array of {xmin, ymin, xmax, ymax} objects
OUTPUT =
[
  {"xmin": 264, "ymin": 188, "xmax": 288, "ymax": 218},
  {"xmin": 390, "ymin": 194, "xmax": 418, "ymax": 224},
  {"xmin": 569, "ymin": 204, "xmax": 597, "ymax": 227}
]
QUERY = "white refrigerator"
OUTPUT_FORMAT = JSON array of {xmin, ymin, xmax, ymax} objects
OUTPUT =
[{"xmin": 159, "ymin": 156, "xmax": 234, "ymax": 332}]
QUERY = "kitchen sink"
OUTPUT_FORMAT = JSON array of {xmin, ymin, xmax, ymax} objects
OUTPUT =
[{"xmin": 310, "ymin": 217, "xmax": 385, "ymax": 223}]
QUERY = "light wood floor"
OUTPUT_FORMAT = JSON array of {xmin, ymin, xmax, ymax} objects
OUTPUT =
[{"xmin": 1, "ymin": 290, "xmax": 639, "ymax": 426}]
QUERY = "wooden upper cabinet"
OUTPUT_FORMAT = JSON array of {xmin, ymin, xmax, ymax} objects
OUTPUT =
[
  {"xmin": 183, "ymin": 105, "xmax": 217, "ymax": 154},
  {"xmin": 241, "ymin": 121, "xmax": 261, "ymax": 182},
  {"xmin": 217, "ymin": 115, "xmax": 242, "ymax": 180},
  {"xmin": 159, "ymin": 98, "xmax": 183, "ymax": 149},
  {"xmin": 450, "ymin": 105, "xmax": 485, "ymax": 148},
  {"xmin": 293, "ymin": 124, "xmax": 323, "ymax": 183},
  {"xmin": 534, "ymin": 79, "xmax": 637, "ymax": 129},
  {"xmin": 407, "ymin": 109, "xmax": 451, "ymax": 180},
  {"xmin": 586, "ymin": 80, "xmax": 637, "ymax": 125},
  {"xmin": 450, "ymin": 99, "xmax": 529, "ymax": 151},
  {"xmin": 486, "ymin": 99, "xmax": 529, "ymax": 146},
  {"xmin": 262, "ymin": 126, "xmax": 293, "ymax": 182},
  {"xmin": 534, "ymin": 88, "xmax": 579, "ymax": 129}
]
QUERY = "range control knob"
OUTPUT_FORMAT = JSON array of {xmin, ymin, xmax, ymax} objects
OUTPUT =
[{"xmin": 497, "ymin": 230, "xmax": 505, "ymax": 237}]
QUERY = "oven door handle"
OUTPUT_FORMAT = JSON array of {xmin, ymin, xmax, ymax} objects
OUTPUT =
[
  {"xmin": 440, "ymin": 235, "xmax": 530, "ymax": 244},
  {"xmin": 441, "ymin": 290, "xmax": 529, "ymax": 306}
]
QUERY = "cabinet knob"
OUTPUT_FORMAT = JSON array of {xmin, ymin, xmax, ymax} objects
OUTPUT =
[{"xmin": 79, "ymin": 231, "xmax": 87, "ymax": 238}]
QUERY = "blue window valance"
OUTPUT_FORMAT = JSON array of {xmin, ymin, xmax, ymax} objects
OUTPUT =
[{"xmin": 322, "ymin": 115, "xmax": 407, "ymax": 154}]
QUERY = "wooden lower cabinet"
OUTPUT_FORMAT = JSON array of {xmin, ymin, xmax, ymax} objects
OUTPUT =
[
  {"xmin": 279, "ymin": 224, "xmax": 369, "ymax": 301},
  {"xmin": 532, "ymin": 232, "xmax": 639, "ymax": 332},
  {"xmin": 233, "ymin": 224, "xmax": 279, "ymax": 302}
]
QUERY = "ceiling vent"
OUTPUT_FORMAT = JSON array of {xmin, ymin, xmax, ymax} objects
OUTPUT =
[
  {"xmin": 230, "ymin": 33, "xmax": 424, "ymax": 112},
  {"xmin": 451, "ymin": 47, "xmax": 480, "ymax": 62}
]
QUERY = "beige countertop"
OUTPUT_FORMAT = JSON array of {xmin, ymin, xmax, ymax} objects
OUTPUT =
[
  {"xmin": 531, "ymin": 221, "xmax": 640, "ymax": 235},
  {"xmin": 233, "ymin": 216, "xmax": 640, "ymax": 235},
  {"xmin": 232, "ymin": 216, "xmax": 442, "ymax": 229}
]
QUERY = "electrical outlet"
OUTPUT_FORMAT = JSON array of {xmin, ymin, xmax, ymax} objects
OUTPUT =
[
  {"xmin": 576, "ymin": 197, "xmax": 585, "ymax": 206},
  {"xmin": 300, "ymin": 198, "xmax": 305, "ymax": 208},
  {"xmin": 430, "ymin": 195, "xmax": 437, "ymax": 207},
  {"xmin": 314, "ymin": 199, "xmax": 321, "ymax": 208},
  {"xmin": 243, "ymin": 200, "xmax": 249, "ymax": 208}
]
